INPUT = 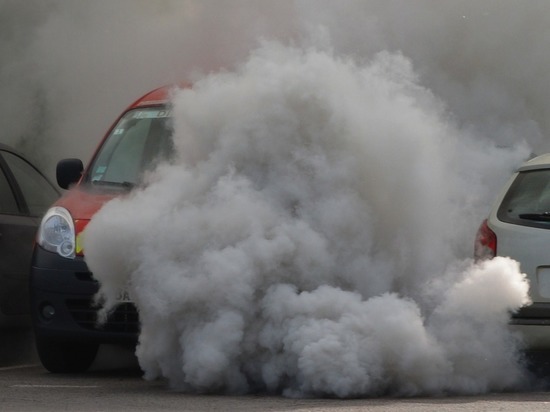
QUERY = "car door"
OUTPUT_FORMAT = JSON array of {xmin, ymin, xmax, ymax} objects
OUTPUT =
[{"xmin": 0, "ymin": 149, "xmax": 59, "ymax": 317}]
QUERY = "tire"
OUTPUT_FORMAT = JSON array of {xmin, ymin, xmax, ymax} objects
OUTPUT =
[{"xmin": 35, "ymin": 336, "xmax": 99, "ymax": 373}]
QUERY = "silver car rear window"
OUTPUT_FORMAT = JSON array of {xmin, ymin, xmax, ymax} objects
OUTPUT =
[{"xmin": 497, "ymin": 169, "xmax": 550, "ymax": 228}]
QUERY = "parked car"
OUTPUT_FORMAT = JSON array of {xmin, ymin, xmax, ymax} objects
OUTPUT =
[
  {"xmin": 30, "ymin": 85, "xmax": 176, "ymax": 372},
  {"xmin": 0, "ymin": 144, "xmax": 60, "ymax": 328},
  {"xmin": 475, "ymin": 153, "xmax": 550, "ymax": 350}
]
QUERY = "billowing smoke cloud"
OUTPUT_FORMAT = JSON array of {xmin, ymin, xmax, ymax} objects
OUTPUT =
[
  {"xmin": 3, "ymin": 0, "xmax": 548, "ymax": 397},
  {"xmin": 84, "ymin": 44, "xmax": 530, "ymax": 396}
]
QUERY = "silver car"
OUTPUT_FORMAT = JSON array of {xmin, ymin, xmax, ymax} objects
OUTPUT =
[{"xmin": 475, "ymin": 153, "xmax": 550, "ymax": 349}]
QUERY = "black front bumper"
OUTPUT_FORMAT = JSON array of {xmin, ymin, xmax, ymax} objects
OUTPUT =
[{"xmin": 30, "ymin": 246, "xmax": 138, "ymax": 345}]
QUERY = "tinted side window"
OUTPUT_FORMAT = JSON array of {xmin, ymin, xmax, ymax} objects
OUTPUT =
[
  {"xmin": 0, "ymin": 166, "xmax": 19, "ymax": 215},
  {"xmin": 497, "ymin": 169, "xmax": 550, "ymax": 228},
  {"xmin": 2, "ymin": 151, "xmax": 59, "ymax": 216}
]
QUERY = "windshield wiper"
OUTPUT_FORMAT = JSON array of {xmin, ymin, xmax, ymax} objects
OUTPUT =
[
  {"xmin": 91, "ymin": 180, "xmax": 135, "ymax": 189},
  {"xmin": 518, "ymin": 212, "xmax": 550, "ymax": 221}
]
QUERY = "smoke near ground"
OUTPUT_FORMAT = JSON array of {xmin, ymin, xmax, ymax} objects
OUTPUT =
[
  {"xmin": 2, "ymin": 0, "xmax": 548, "ymax": 397},
  {"xmin": 85, "ymin": 45, "xmax": 530, "ymax": 396}
]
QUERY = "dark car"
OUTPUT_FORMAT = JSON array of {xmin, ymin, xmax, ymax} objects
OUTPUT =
[
  {"xmin": 0, "ymin": 144, "xmax": 60, "ymax": 328},
  {"xmin": 30, "ymin": 85, "xmax": 177, "ymax": 373}
]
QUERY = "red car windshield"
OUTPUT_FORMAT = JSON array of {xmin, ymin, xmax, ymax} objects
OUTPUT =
[{"xmin": 87, "ymin": 107, "xmax": 174, "ymax": 188}]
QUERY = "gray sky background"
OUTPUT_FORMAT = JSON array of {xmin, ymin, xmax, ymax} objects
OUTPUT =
[{"xmin": 1, "ymin": 0, "xmax": 549, "ymax": 173}]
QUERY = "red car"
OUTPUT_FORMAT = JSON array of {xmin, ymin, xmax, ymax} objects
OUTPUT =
[{"xmin": 30, "ymin": 86, "xmax": 176, "ymax": 372}]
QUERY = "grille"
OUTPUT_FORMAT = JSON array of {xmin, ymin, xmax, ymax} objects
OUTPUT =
[{"xmin": 66, "ymin": 299, "xmax": 140, "ymax": 334}]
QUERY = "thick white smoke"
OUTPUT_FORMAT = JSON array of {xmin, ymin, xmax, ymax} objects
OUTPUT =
[
  {"xmin": 4, "ymin": 0, "xmax": 549, "ymax": 398},
  {"xmin": 84, "ymin": 44, "xmax": 531, "ymax": 397}
]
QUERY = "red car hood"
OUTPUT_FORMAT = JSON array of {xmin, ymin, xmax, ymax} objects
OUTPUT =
[{"xmin": 55, "ymin": 187, "xmax": 118, "ymax": 220}]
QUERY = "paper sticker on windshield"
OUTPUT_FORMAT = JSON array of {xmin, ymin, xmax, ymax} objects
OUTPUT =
[{"xmin": 132, "ymin": 109, "xmax": 172, "ymax": 119}]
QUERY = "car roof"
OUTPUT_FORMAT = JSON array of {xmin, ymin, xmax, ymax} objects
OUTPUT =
[
  {"xmin": 0, "ymin": 143, "xmax": 17, "ymax": 152},
  {"xmin": 518, "ymin": 153, "xmax": 550, "ymax": 172},
  {"xmin": 0, "ymin": 143, "xmax": 28, "ymax": 158},
  {"xmin": 0, "ymin": 142, "xmax": 59, "ymax": 192},
  {"xmin": 128, "ymin": 82, "xmax": 190, "ymax": 109}
]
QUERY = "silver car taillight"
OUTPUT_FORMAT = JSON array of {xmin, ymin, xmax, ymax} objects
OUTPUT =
[{"xmin": 474, "ymin": 219, "xmax": 497, "ymax": 261}]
